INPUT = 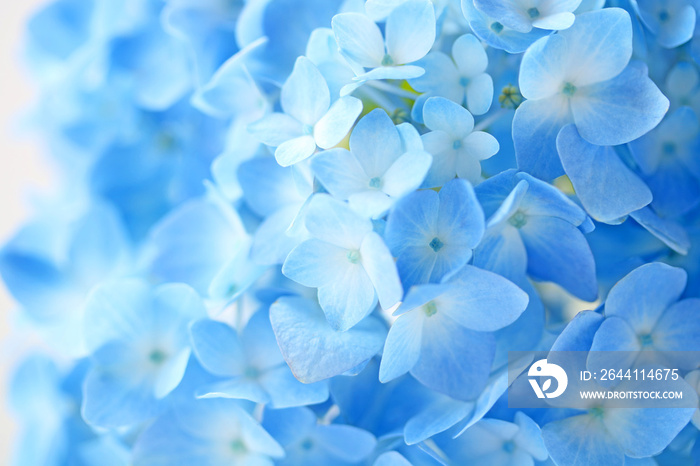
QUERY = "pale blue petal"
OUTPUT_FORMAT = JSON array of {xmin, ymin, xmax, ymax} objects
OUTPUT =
[
  {"xmin": 260, "ymin": 365, "xmax": 329, "ymax": 408},
  {"xmin": 513, "ymin": 95, "xmax": 571, "ymax": 180},
  {"xmin": 304, "ymin": 194, "xmax": 373, "ymax": 249},
  {"xmin": 348, "ymin": 190, "xmax": 394, "ymax": 219},
  {"xmin": 269, "ymin": 296, "xmax": 386, "ymax": 383},
  {"xmin": 349, "ymin": 109, "xmax": 404, "ymax": 177},
  {"xmin": 281, "ymin": 56, "xmax": 330, "ymax": 125},
  {"xmin": 542, "ymin": 415, "xmax": 624, "ymax": 466},
  {"xmin": 465, "ymin": 73, "xmax": 494, "ymax": 115},
  {"xmin": 331, "ymin": 13, "xmax": 385, "ymax": 68},
  {"xmin": 629, "ymin": 207, "xmax": 690, "ymax": 255},
  {"xmin": 453, "ymin": 34, "xmax": 488, "ymax": 77},
  {"xmin": 556, "ymin": 124, "xmax": 652, "ymax": 223},
  {"xmin": 282, "ymin": 239, "xmax": 348, "ymax": 288},
  {"xmin": 311, "ymin": 148, "xmax": 369, "ymax": 199},
  {"xmin": 533, "ymin": 11, "xmax": 576, "ymax": 30},
  {"xmin": 274, "ymin": 135, "xmax": 317, "ymax": 167},
  {"xmin": 572, "ymin": 65, "xmax": 669, "ymax": 146},
  {"xmin": 519, "ymin": 34, "xmax": 569, "ymax": 100},
  {"xmin": 360, "ymin": 231, "xmax": 403, "ymax": 310},
  {"xmin": 374, "ymin": 451, "xmax": 412, "ymax": 466},
  {"xmin": 83, "ymin": 279, "xmax": 152, "ymax": 351},
  {"xmin": 314, "ymin": 96, "xmax": 363, "ymax": 149},
  {"xmin": 354, "ymin": 65, "xmax": 426, "ymax": 81},
  {"xmin": 558, "ymin": 7, "xmax": 633, "ymax": 87},
  {"xmin": 411, "ymin": 314, "xmax": 495, "ymax": 400},
  {"xmin": 605, "ymin": 262, "xmax": 687, "ymax": 332},
  {"xmin": 473, "ymin": 226, "xmax": 528, "ymax": 282},
  {"xmin": 190, "ymin": 319, "xmax": 245, "ymax": 377},
  {"xmin": 251, "ymin": 205, "xmax": 304, "ymax": 265},
  {"xmin": 604, "ymin": 406, "xmax": 696, "ymax": 458},
  {"xmin": 423, "ymin": 96, "xmax": 474, "ymax": 138},
  {"xmin": 439, "ymin": 265, "xmax": 529, "ymax": 332},
  {"xmin": 473, "ymin": 0, "xmax": 533, "ymax": 33},
  {"xmin": 551, "ymin": 310, "xmax": 604, "ymax": 352},
  {"xmin": 381, "ymin": 150, "xmax": 433, "ymax": 198},
  {"xmin": 248, "ymin": 113, "xmax": 303, "ymax": 147},
  {"xmin": 196, "ymin": 379, "xmax": 271, "ymax": 404},
  {"xmin": 520, "ymin": 216, "xmax": 598, "ymax": 301},
  {"xmin": 652, "ymin": 299, "xmax": 700, "ymax": 354},
  {"xmin": 378, "ymin": 308, "xmax": 425, "ymax": 382},
  {"xmin": 313, "ymin": 425, "xmax": 377, "ymax": 463},
  {"xmin": 318, "ymin": 260, "xmax": 377, "ymax": 331},
  {"xmin": 385, "ymin": 0, "xmax": 436, "ymax": 64}
]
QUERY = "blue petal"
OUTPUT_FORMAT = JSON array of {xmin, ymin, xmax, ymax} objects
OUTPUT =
[
  {"xmin": 513, "ymin": 95, "xmax": 571, "ymax": 180},
  {"xmin": 423, "ymin": 96, "xmax": 474, "ymax": 138},
  {"xmin": 190, "ymin": 319, "xmax": 245, "ymax": 377},
  {"xmin": 360, "ymin": 231, "xmax": 403, "ymax": 310},
  {"xmin": 542, "ymin": 415, "xmax": 624, "ymax": 466},
  {"xmin": 439, "ymin": 265, "xmax": 529, "ymax": 332},
  {"xmin": 281, "ymin": 56, "xmax": 330, "ymax": 126},
  {"xmin": 331, "ymin": 13, "xmax": 385, "ymax": 68},
  {"xmin": 379, "ymin": 309, "xmax": 425, "ymax": 382},
  {"xmin": 605, "ymin": 262, "xmax": 687, "ymax": 333},
  {"xmin": 385, "ymin": 0, "xmax": 436, "ymax": 65},
  {"xmin": 572, "ymin": 65, "xmax": 669, "ymax": 146},
  {"xmin": 259, "ymin": 366, "xmax": 330, "ymax": 408},
  {"xmin": 303, "ymin": 194, "xmax": 373, "ymax": 249},
  {"xmin": 311, "ymin": 148, "xmax": 369, "ymax": 199},
  {"xmin": 556, "ymin": 124, "xmax": 652, "ymax": 223},
  {"xmin": 314, "ymin": 96, "xmax": 363, "ymax": 149},
  {"xmin": 269, "ymin": 296, "xmax": 386, "ymax": 383},
  {"xmin": 520, "ymin": 216, "xmax": 598, "ymax": 301},
  {"xmin": 629, "ymin": 207, "xmax": 690, "ymax": 255},
  {"xmin": 411, "ymin": 313, "xmax": 495, "ymax": 400}
]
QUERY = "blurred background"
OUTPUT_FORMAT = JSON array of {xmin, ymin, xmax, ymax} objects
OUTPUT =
[{"xmin": 0, "ymin": 0, "xmax": 55, "ymax": 460}]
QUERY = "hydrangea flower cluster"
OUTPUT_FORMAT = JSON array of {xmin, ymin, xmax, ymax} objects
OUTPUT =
[{"xmin": 3, "ymin": 0, "xmax": 700, "ymax": 464}]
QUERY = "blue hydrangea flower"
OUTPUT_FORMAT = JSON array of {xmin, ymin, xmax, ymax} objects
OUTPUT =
[
  {"xmin": 514, "ymin": 7, "xmax": 669, "ymax": 180},
  {"xmin": 410, "ymin": 34, "xmax": 494, "ymax": 118},
  {"xmin": 474, "ymin": 0, "xmax": 583, "ymax": 32},
  {"xmin": 419, "ymin": 96, "xmax": 500, "ymax": 186},
  {"xmin": 81, "ymin": 279, "xmax": 206, "ymax": 427},
  {"xmin": 311, "ymin": 108, "xmax": 432, "ymax": 218},
  {"xmin": 474, "ymin": 170, "xmax": 598, "ymax": 301},
  {"xmin": 133, "ymin": 398, "xmax": 285, "ymax": 465},
  {"xmin": 384, "ymin": 178, "xmax": 485, "ymax": 290},
  {"xmin": 379, "ymin": 265, "xmax": 528, "ymax": 398},
  {"xmin": 262, "ymin": 406, "xmax": 377, "ymax": 465},
  {"xmin": 588, "ymin": 262, "xmax": 700, "ymax": 365},
  {"xmin": 248, "ymin": 56, "xmax": 363, "ymax": 166},
  {"xmin": 628, "ymin": 107, "xmax": 700, "ymax": 218},
  {"xmin": 461, "ymin": 0, "xmax": 550, "ymax": 53},
  {"xmin": 282, "ymin": 194, "xmax": 403, "ymax": 330},
  {"xmin": 434, "ymin": 412, "xmax": 549, "ymax": 465},
  {"xmin": 634, "ymin": 0, "xmax": 697, "ymax": 49},
  {"xmin": 331, "ymin": 0, "xmax": 436, "ymax": 94},
  {"xmin": 189, "ymin": 310, "xmax": 329, "ymax": 408}
]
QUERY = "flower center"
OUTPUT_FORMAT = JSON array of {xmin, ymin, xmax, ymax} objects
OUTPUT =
[
  {"xmin": 659, "ymin": 9, "xmax": 670, "ymax": 22},
  {"xmin": 562, "ymin": 82, "xmax": 577, "ymax": 97},
  {"xmin": 589, "ymin": 406, "xmax": 605, "ymax": 419},
  {"xmin": 527, "ymin": 7, "xmax": 540, "ymax": 19},
  {"xmin": 149, "ymin": 349, "xmax": 167, "ymax": 365},
  {"xmin": 662, "ymin": 142, "xmax": 676, "ymax": 156},
  {"xmin": 638, "ymin": 333, "xmax": 654, "ymax": 348},
  {"xmin": 459, "ymin": 76, "xmax": 470, "ymax": 87},
  {"xmin": 508, "ymin": 211, "xmax": 527, "ymax": 229},
  {"xmin": 346, "ymin": 249, "xmax": 361, "ymax": 264},
  {"xmin": 490, "ymin": 22, "xmax": 504, "ymax": 33},
  {"xmin": 381, "ymin": 54, "xmax": 394, "ymax": 66},
  {"xmin": 503, "ymin": 440, "xmax": 516, "ymax": 453},
  {"xmin": 452, "ymin": 139, "xmax": 463, "ymax": 150},
  {"xmin": 230, "ymin": 439, "xmax": 247, "ymax": 454},
  {"xmin": 423, "ymin": 301, "xmax": 438, "ymax": 317},
  {"xmin": 302, "ymin": 124, "xmax": 314, "ymax": 136},
  {"xmin": 429, "ymin": 237, "xmax": 444, "ymax": 252},
  {"xmin": 244, "ymin": 366, "xmax": 260, "ymax": 379},
  {"xmin": 301, "ymin": 439, "xmax": 314, "ymax": 450},
  {"xmin": 369, "ymin": 176, "xmax": 382, "ymax": 188}
]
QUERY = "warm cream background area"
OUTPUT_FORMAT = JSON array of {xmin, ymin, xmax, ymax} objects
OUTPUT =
[{"xmin": 0, "ymin": 0, "xmax": 55, "ymax": 463}]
